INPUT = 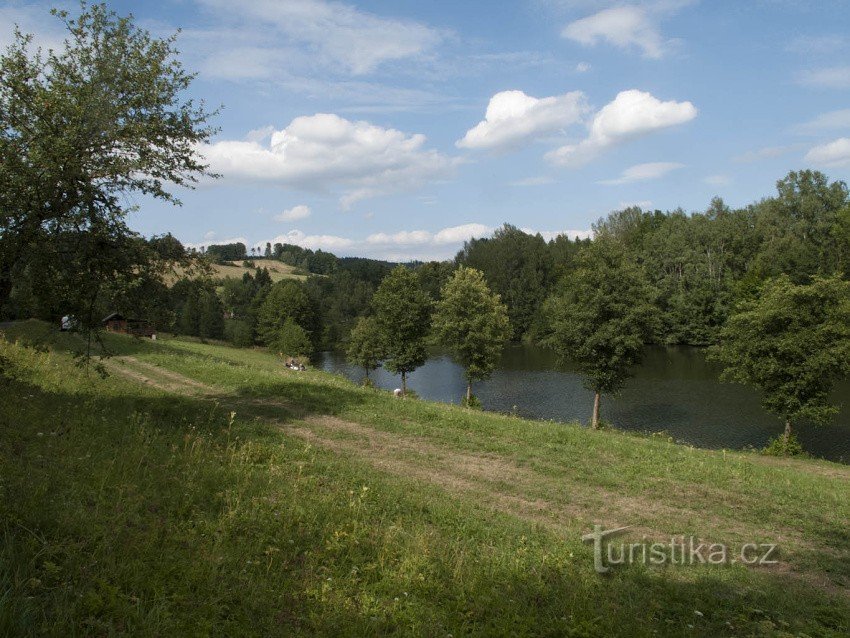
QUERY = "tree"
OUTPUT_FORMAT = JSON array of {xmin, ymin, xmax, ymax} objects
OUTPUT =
[
  {"xmin": 544, "ymin": 240, "xmax": 656, "ymax": 429},
  {"xmin": 371, "ymin": 266, "xmax": 431, "ymax": 396},
  {"xmin": 709, "ymin": 275, "xmax": 850, "ymax": 450},
  {"xmin": 432, "ymin": 267, "xmax": 510, "ymax": 404},
  {"xmin": 198, "ymin": 290, "xmax": 224, "ymax": 340},
  {"xmin": 269, "ymin": 317, "xmax": 313, "ymax": 358},
  {"xmin": 0, "ymin": 3, "xmax": 216, "ymax": 338},
  {"xmin": 257, "ymin": 280, "xmax": 314, "ymax": 346},
  {"xmin": 346, "ymin": 316, "xmax": 385, "ymax": 383}
]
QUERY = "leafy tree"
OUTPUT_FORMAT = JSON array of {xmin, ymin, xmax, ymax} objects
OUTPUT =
[
  {"xmin": 269, "ymin": 317, "xmax": 313, "ymax": 358},
  {"xmin": 0, "ymin": 3, "xmax": 216, "ymax": 339},
  {"xmin": 457, "ymin": 224, "xmax": 554, "ymax": 340},
  {"xmin": 372, "ymin": 266, "xmax": 431, "ymax": 396},
  {"xmin": 544, "ymin": 240, "xmax": 656, "ymax": 429},
  {"xmin": 709, "ymin": 276, "xmax": 850, "ymax": 450},
  {"xmin": 346, "ymin": 316, "xmax": 385, "ymax": 383},
  {"xmin": 178, "ymin": 293, "xmax": 200, "ymax": 336},
  {"xmin": 432, "ymin": 267, "xmax": 510, "ymax": 404},
  {"xmin": 224, "ymin": 319, "xmax": 254, "ymax": 347},
  {"xmin": 257, "ymin": 281, "xmax": 314, "ymax": 346},
  {"xmin": 198, "ymin": 290, "xmax": 224, "ymax": 340}
]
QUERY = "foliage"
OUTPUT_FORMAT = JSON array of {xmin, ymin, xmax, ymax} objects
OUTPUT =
[
  {"xmin": 197, "ymin": 290, "xmax": 224, "ymax": 340},
  {"xmin": 762, "ymin": 432, "xmax": 807, "ymax": 458},
  {"xmin": 709, "ymin": 275, "xmax": 850, "ymax": 443},
  {"xmin": 346, "ymin": 316, "xmax": 385, "ymax": 379},
  {"xmin": 223, "ymin": 318, "xmax": 254, "ymax": 347},
  {"xmin": 0, "ymin": 2, "xmax": 216, "ymax": 335},
  {"xmin": 432, "ymin": 266, "xmax": 510, "ymax": 398},
  {"xmin": 457, "ymin": 224, "xmax": 556, "ymax": 340},
  {"xmin": 257, "ymin": 280, "xmax": 315, "ymax": 346},
  {"xmin": 544, "ymin": 239, "xmax": 656, "ymax": 426},
  {"xmin": 371, "ymin": 266, "xmax": 431, "ymax": 391},
  {"xmin": 205, "ymin": 243, "xmax": 247, "ymax": 263},
  {"xmin": 1, "ymin": 323, "xmax": 849, "ymax": 636},
  {"xmin": 268, "ymin": 317, "xmax": 313, "ymax": 357}
]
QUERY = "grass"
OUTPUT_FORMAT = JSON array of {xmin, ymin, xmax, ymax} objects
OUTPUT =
[{"xmin": 1, "ymin": 320, "xmax": 848, "ymax": 636}]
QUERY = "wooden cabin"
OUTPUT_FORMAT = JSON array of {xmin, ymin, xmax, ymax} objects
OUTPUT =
[{"xmin": 102, "ymin": 312, "xmax": 156, "ymax": 338}]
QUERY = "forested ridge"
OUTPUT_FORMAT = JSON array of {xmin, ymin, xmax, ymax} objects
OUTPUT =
[{"xmin": 5, "ymin": 169, "xmax": 848, "ymax": 356}]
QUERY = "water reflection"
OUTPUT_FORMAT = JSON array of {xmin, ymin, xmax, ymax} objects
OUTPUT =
[{"xmin": 316, "ymin": 345, "xmax": 850, "ymax": 463}]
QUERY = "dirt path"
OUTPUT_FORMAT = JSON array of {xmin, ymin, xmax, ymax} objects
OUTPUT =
[{"xmin": 101, "ymin": 354, "xmax": 849, "ymax": 598}]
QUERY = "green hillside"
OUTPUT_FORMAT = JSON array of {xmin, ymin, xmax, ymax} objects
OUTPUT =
[{"xmin": 1, "ymin": 321, "xmax": 848, "ymax": 636}]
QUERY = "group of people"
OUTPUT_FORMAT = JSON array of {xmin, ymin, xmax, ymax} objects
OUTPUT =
[{"xmin": 284, "ymin": 358, "xmax": 306, "ymax": 371}]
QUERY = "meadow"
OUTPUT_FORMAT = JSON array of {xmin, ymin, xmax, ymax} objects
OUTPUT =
[{"xmin": 1, "ymin": 321, "xmax": 848, "ymax": 636}]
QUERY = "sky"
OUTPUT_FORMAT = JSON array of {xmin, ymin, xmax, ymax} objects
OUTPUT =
[{"xmin": 2, "ymin": 0, "xmax": 850, "ymax": 261}]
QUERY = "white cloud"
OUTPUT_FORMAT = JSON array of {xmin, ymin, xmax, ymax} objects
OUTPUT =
[
  {"xmin": 805, "ymin": 137, "xmax": 850, "ymax": 167},
  {"xmin": 794, "ymin": 109, "xmax": 850, "ymax": 134},
  {"xmin": 366, "ymin": 223, "xmax": 491, "ymax": 246},
  {"xmin": 598, "ymin": 161, "xmax": 684, "ymax": 185},
  {"xmin": 274, "ymin": 205, "xmax": 312, "ymax": 222},
  {"xmin": 457, "ymin": 90, "xmax": 587, "ymax": 152},
  {"xmin": 561, "ymin": 5, "xmax": 675, "ymax": 59},
  {"xmin": 704, "ymin": 174, "xmax": 732, "ymax": 186},
  {"xmin": 732, "ymin": 144, "xmax": 800, "ymax": 163},
  {"xmin": 786, "ymin": 34, "xmax": 848, "ymax": 55},
  {"xmin": 510, "ymin": 176, "xmax": 555, "ymax": 186},
  {"xmin": 203, "ymin": 230, "xmax": 217, "ymax": 240},
  {"xmin": 199, "ymin": 113, "xmax": 457, "ymax": 207},
  {"xmin": 260, "ymin": 230, "xmax": 354, "ymax": 252},
  {"xmin": 195, "ymin": 0, "xmax": 443, "ymax": 76},
  {"xmin": 618, "ymin": 200, "xmax": 653, "ymax": 210},
  {"xmin": 546, "ymin": 89, "xmax": 697, "ymax": 166},
  {"xmin": 575, "ymin": 61, "xmax": 592, "ymax": 72},
  {"xmin": 797, "ymin": 66, "xmax": 850, "ymax": 89}
]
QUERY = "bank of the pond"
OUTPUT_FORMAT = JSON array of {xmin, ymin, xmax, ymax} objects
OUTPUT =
[{"xmin": 317, "ymin": 344, "xmax": 850, "ymax": 463}]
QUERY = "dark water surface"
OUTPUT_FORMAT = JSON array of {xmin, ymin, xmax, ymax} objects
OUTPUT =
[{"xmin": 316, "ymin": 345, "xmax": 850, "ymax": 463}]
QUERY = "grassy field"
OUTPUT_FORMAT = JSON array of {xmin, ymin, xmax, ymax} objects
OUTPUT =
[
  {"xmin": 1, "ymin": 320, "xmax": 848, "ymax": 636},
  {"xmin": 170, "ymin": 260, "xmax": 307, "ymax": 283}
]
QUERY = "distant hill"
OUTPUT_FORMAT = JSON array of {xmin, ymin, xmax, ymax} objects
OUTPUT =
[{"xmin": 169, "ymin": 260, "xmax": 308, "ymax": 284}]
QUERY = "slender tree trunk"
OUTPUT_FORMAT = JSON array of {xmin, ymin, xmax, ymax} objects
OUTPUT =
[
  {"xmin": 401, "ymin": 371, "xmax": 407, "ymax": 397},
  {"xmin": 591, "ymin": 391, "xmax": 601, "ymax": 429},
  {"xmin": 466, "ymin": 382, "xmax": 472, "ymax": 405},
  {"xmin": 783, "ymin": 418, "xmax": 793, "ymax": 445}
]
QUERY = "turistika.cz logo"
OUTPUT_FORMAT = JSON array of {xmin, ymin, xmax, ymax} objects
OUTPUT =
[{"xmin": 582, "ymin": 525, "xmax": 779, "ymax": 574}]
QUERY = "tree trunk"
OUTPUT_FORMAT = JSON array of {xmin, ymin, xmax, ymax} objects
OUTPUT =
[
  {"xmin": 591, "ymin": 391, "xmax": 601, "ymax": 429},
  {"xmin": 783, "ymin": 418, "xmax": 793, "ymax": 445},
  {"xmin": 466, "ymin": 382, "xmax": 472, "ymax": 405},
  {"xmin": 401, "ymin": 371, "xmax": 407, "ymax": 398}
]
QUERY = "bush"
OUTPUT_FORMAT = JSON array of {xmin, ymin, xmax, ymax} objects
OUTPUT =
[
  {"xmin": 224, "ymin": 319, "xmax": 254, "ymax": 347},
  {"xmin": 762, "ymin": 433, "xmax": 807, "ymax": 457},
  {"xmin": 461, "ymin": 394, "xmax": 482, "ymax": 410}
]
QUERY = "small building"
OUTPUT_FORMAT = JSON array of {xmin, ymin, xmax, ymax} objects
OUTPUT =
[{"xmin": 102, "ymin": 312, "xmax": 156, "ymax": 338}]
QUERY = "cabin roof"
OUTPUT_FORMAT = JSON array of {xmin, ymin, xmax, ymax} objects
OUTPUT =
[{"xmin": 102, "ymin": 312, "xmax": 126, "ymax": 323}]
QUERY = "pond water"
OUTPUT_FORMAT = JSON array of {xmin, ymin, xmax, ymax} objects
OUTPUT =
[{"xmin": 316, "ymin": 345, "xmax": 850, "ymax": 463}]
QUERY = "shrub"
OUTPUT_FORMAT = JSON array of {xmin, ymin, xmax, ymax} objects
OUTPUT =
[{"xmin": 762, "ymin": 433, "xmax": 807, "ymax": 457}]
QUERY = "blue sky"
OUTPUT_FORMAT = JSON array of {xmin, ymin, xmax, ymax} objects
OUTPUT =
[{"xmin": 3, "ymin": 0, "xmax": 850, "ymax": 260}]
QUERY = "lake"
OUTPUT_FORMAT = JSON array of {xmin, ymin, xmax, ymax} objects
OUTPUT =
[{"xmin": 317, "ymin": 345, "xmax": 850, "ymax": 463}]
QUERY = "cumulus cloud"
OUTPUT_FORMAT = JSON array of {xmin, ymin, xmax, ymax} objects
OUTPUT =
[
  {"xmin": 456, "ymin": 90, "xmax": 588, "ymax": 152},
  {"xmin": 367, "ymin": 223, "xmax": 491, "ymax": 246},
  {"xmin": 598, "ymin": 161, "xmax": 684, "ymax": 185},
  {"xmin": 704, "ymin": 174, "xmax": 732, "ymax": 186},
  {"xmin": 805, "ymin": 137, "xmax": 850, "ymax": 167},
  {"xmin": 198, "ymin": 113, "xmax": 457, "ymax": 207},
  {"xmin": 259, "ymin": 230, "xmax": 354, "ymax": 252},
  {"xmin": 794, "ymin": 109, "xmax": 850, "ymax": 134},
  {"xmin": 546, "ymin": 89, "xmax": 697, "ymax": 166},
  {"xmin": 274, "ymin": 205, "xmax": 312, "ymax": 222},
  {"xmin": 510, "ymin": 176, "xmax": 555, "ymax": 186},
  {"xmin": 560, "ymin": 1, "xmax": 694, "ymax": 59},
  {"xmin": 732, "ymin": 144, "xmax": 800, "ymax": 163},
  {"xmin": 797, "ymin": 66, "xmax": 850, "ymax": 89},
  {"xmin": 195, "ymin": 0, "xmax": 443, "ymax": 76}
]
